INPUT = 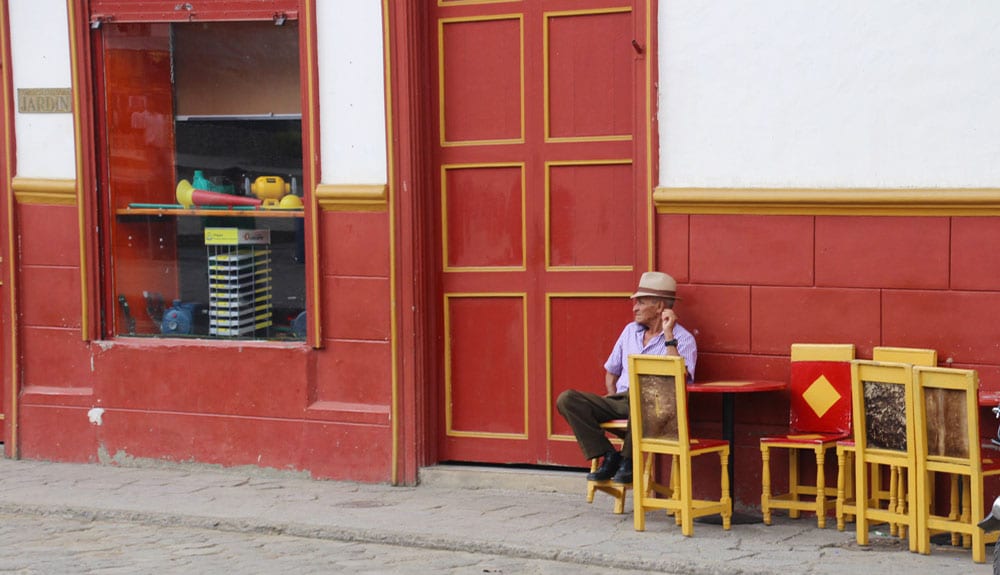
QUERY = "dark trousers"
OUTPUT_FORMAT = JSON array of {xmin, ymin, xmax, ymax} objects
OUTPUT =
[{"xmin": 556, "ymin": 389, "xmax": 631, "ymax": 460}]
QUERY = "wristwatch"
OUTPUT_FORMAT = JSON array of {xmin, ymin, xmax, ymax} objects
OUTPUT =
[{"xmin": 664, "ymin": 338, "xmax": 678, "ymax": 348}]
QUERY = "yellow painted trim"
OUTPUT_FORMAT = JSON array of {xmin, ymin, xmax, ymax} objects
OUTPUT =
[
  {"xmin": 11, "ymin": 177, "xmax": 77, "ymax": 205},
  {"xmin": 544, "ymin": 292, "xmax": 629, "ymax": 440},
  {"xmin": 1, "ymin": 0, "xmax": 15, "ymax": 457},
  {"xmin": 303, "ymin": 0, "xmax": 322, "ymax": 347},
  {"xmin": 547, "ymin": 135, "xmax": 632, "ymax": 144},
  {"xmin": 542, "ymin": 7, "xmax": 632, "ymax": 143},
  {"xmin": 438, "ymin": 14, "xmax": 524, "ymax": 148},
  {"xmin": 381, "ymin": 0, "xmax": 399, "ymax": 485},
  {"xmin": 438, "ymin": 0, "xmax": 519, "ymax": 6},
  {"xmin": 315, "ymin": 183, "xmax": 388, "ymax": 212},
  {"xmin": 545, "ymin": 159, "xmax": 634, "ymax": 271},
  {"xmin": 643, "ymin": 0, "xmax": 653, "ymax": 271},
  {"xmin": 654, "ymin": 187, "xmax": 1000, "ymax": 216},
  {"xmin": 441, "ymin": 162, "xmax": 527, "ymax": 272},
  {"xmin": 66, "ymin": 0, "xmax": 89, "ymax": 341},
  {"xmin": 789, "ymin": 343, "xmax": 856, "ymax": 362},
  {"xmin": 443, "ymin": 292, "xmax": 529, "ymax": 440}
]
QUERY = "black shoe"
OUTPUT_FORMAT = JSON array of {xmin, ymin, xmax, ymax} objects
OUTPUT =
[
  {"xmin": 611, "ymin": 458, "xmax": 632, "ymax": 484},
  {"xmin": 586, "ymin": 450, "xmax": 622, "ymax": 481}
]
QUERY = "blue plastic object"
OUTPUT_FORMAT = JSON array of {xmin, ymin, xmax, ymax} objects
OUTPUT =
[{"xmin": 161, "ymin": 299, "xmax": 199, "ymax": 335}]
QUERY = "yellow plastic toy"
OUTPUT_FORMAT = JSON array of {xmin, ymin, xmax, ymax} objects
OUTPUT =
[{"xmin": 251, "ymin": 176, "xmax": 291, "ymax": 206}]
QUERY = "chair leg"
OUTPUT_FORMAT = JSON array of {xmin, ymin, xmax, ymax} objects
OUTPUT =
[
  {"xmin": 949, "ymin": 473, "xmax": 961, "ymax": 546},
  {"xmin": 962, "ymin": 476, "xmax": 972, "ymax": 549},
  {"xmin": 814, "ymin": 447, "xmax": 827, "ymax": 529},
  {"xmin": 720, "ymin": 450, "xmax": 732, "ymax": 530},
  {"xmin": 761, "ymin": 445, "xmax": 772, "ymax": 525},
  {"xmin": 788, "ymin": 450, "xmax": 801, "ymax": 519},
  {"xmin": 896, "ymin": 467, "xmax": 907, "ymax": 540},
  {"xmin": 586, "ymin": 459, "xmax": 598, "ymax": 503},
  {"xmin": 633, "ymin": 453, "xmax": 648, "ymax": 532},
  {"xmin": 888, "ymin": 465, "xmax": 899, "ymax": 537},
  {"xmin": 835, "ymin": 447, "xmax": 846, "ymax": 531}
]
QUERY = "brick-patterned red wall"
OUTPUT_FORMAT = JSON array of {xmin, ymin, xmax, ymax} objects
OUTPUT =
[{"xmin": 658, "ymin": 212, "xmax": 1000, "ymax": 508}]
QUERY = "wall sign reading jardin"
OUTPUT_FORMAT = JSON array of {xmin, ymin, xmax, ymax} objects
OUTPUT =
[{"xmin": 17, "ymin": 88, "xmax": 72, "ymax": 113}]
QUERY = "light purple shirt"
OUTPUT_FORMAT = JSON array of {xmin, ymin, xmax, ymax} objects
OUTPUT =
[{"xmin": 604, "ymin": 321, "xmax": 697, "ymax": 393}]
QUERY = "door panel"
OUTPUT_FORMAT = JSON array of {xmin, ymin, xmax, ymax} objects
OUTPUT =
[{"xmin": 433, "ymin": 0, "xmax": 650, "ymax": 466}]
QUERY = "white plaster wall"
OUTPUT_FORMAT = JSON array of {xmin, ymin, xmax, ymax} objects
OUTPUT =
[
  {"xmin": 316, "ymin": 2, "xmax": 387, "ymax": 185},
  {"xmin": 9, "ymin": 0, "xmax": 76, "ymax": 179},
  {"xmin": 658, "ymin": 1, "xmax": 1000, "ymax": 188}
]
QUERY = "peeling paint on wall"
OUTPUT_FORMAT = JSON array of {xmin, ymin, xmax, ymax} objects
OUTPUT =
[{"xmin": 87, "ymin": 407, "xmax": 104, "ymax": 425}]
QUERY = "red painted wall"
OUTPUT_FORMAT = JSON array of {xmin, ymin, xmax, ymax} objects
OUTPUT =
[
  {"xmin": 658, "ymin": 212, "xmax": 1000, "ymax": 508},
  {"xmin": 15, "ymin": 205, "xmax": 394, "ymax": 482}
]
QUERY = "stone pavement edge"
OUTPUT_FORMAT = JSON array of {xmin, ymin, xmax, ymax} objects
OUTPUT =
[{"xmin": 0, "ymin": 458, "xmax": 990, "ymax": 575}]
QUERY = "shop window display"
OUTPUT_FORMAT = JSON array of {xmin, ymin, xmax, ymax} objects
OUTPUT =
[{"xmin": 97, "ymin": 20, "xmax": 307, "ymax": 340}]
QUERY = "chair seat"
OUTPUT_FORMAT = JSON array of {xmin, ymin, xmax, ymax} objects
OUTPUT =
[
  {"xmin": 760, "ymin": 431, "xmax": 849, "ymax": 446},
  {"xmin": 690, "ymin": 437, "xmax": 729, "ymax": 453},
  {"xmin": 980, "ymin": 447, "xmax": 1000, "ymax": 472}
]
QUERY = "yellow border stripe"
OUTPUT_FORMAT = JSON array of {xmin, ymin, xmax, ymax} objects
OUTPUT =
[
  {"xmin": 543, "ymin": 7, "xmax": 632, "ymax": 143},
  {"xmin": 381, "ymin": 0, "xmax": 401, "ymax": 485},
  {"xmin": 441, "ymin": 162, "xmax": 527, "ymax": 272},
  {"xmin": 316, "ymin": 183, "xmax": 388, "ymax": 212},
  {"xmin": 438, "ymin": 14, "xmax": 525, "ymax": 148},
  {"xmin": 66, "ymin": 0, "xmax": 89, "ymax": 340},
  {"xmin": 544, "ymin": 292, "xmax": 628, "ymax": 441},
  {"xmin": 655, "ymin": 187, "xmax": 1000, "ymax": 216},
  {"xmin": 1, "ymin": 0, "xmax": 17, "ymax": 456},
  {"xmin": 11, "ymin": 177, "xmax": 77, "ymax": 205},
  {"xmin": 544, "ymin": 159, "xmax": 634, "ymax": 272},
  {"xmin": 444, "ymin": 292, "xmax": 529, "ymax": 440}
]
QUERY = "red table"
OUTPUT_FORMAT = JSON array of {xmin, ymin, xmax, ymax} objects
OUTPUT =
[
  {"xmin": 980, "ymin": 389, "xmax": 1000, "ymax": 407},
  {"xmin": 687, "ymin": 380, "xmax": 788, "ymax": 521}
]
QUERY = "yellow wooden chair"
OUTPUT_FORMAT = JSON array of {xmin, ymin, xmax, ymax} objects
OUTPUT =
[
  {"xmin": 628, "ymin": 354, "xmax": 731, "ymax": 536},
  {"xmin": 836, "ymin": 346, "xmax": 938, "ymax": 533},
  {"xmin": 912, "ymin": 365, "xmax": 1000, "ymax": 563},
  {"xmin": 760, "ymin": 343, "xmax": 855, "ymax": 528},
  {"xmin": 851, "ymin": 359, "xmax": 918, "ymax": 552},
  {"xmin": 585, "ymin": 420, "xmax": 630, "ymax": 514}
]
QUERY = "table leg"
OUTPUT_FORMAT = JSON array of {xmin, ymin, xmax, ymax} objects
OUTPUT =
[{"xmin": 722, "ymin": 392, "xmax": 763, "ymax": 524}]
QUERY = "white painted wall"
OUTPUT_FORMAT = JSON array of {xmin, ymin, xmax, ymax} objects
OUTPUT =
[
  {"xmin": 6, "ymin": 1, "xmax": 389, "ymax": 186},
  {"xmin": 316, "ymin": 2, "xmax": 387, "ymax": 185},
  {"xmin": 658, "ymin": 1, "xmax": 1000, "ymax": 188},
  {"xmin": 9, "ymin": 0, "xmax": 76, "ymax": 179}
]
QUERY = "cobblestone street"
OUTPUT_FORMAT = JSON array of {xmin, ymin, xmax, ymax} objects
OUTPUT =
[{"xmin": 0, "ymin": 512, "xmax": 661, "ymax": 575}]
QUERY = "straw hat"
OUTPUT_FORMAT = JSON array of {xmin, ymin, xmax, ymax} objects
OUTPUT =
[{"xmin": 630, "ymin": 271, "xmax": 680, "ymax": 300}]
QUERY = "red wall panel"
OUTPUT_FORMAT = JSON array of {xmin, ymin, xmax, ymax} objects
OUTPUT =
[
  {"xmin": 20, "ymin": 327, "xmax": 94, "ymax": 390},
  {"xmin": 17, "ymin": 405, "xmax": 97, "ymax": 462},
  {"xmin": 323, "ymin": 276, "xmax": 391, "ymax": 341},
  {"xmin": 951, "ymin": 216, "xmax": 1000, "ymax": 291},
  {"xmin": 816, "ymin": 216, "xmax": 949, "ymax": 289},
  {"xmin": 16, "ymin": 204, "xmax": 79, "ymax": 266},
  {"xmin": 656, "ymin": 214, "xmax": 690, "ymax": 282},
  {"xmin": 751, "ymin": 287, "xmax": 880, "ymax": 355},
  {"xmin": 314, "ymin": 340, "xmax": 392, "ymax": 406},
  {"xmin": 93, "ymin": 341, "xmax": 310, "ymax": 417},
  {"xmin": 689, "ymin": 215, "xmax": 814, "ymax": 286},
  {"xmin": 680, "ymin": 284, "xmax": 751, "ymax": 354},
  {"xmin": 19, "ymin": 266, "xmax": 82, "ymax": 328},
  {"xmin": 884, "ymin": 289, "xmax": 1000, "ymax": 365},
  {"xmin": 19, "ymin": 406, "xmax": 391, "ymax": 482},
  {"xmin": 321, "ymin": 211, "xmax": 390, "ymax": 277}
]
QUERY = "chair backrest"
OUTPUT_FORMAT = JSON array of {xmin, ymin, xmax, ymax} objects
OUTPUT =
[
  {"xmin": 873, "ymin": 346, "xmax": 937, "ymax": 367},
  {"xmin": 788, "ymin": 343, "xmax": 856, "ymax": 434},
  {"xmin": 851, "ymin": 360, "xmax": 915, "ymax": 456},
  {"xmin": 912, "ymin": 366, "xmax": 981, "ymax": 473},
  {"xmin": 628, "ymin": 354, "xmax": 690, "ymax": 454}
]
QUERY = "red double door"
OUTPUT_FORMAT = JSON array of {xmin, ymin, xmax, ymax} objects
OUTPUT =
[{"xmin": 430, "ymin": 0, "xmax": 654, "ymax": 466}]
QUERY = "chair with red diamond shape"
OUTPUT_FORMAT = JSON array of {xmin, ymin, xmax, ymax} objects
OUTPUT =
[{"xmin": 760, "ymin": 343, "xmax": 856, "ymax": 528}]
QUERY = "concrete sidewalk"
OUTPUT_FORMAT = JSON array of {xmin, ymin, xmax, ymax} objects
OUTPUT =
[{"xmin": 0, "ymin": 458, "xmax": 989, "ymax": 575}]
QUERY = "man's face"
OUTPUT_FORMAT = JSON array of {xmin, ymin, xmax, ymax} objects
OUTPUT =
[{"xmin": 632, "ymin": 296, "xmax": 665, "ymax": 327}]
